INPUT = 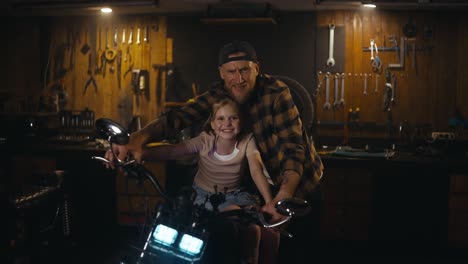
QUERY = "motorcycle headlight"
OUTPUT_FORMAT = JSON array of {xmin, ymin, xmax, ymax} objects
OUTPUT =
[
  {"xmin": 152, "ymin": 224, "xmax": 178, "ymax": 245},
  {"xmin": 148, "ymin": 223, "xmax": 207, "ymax": 262},
  {"xmin": 178, "ymin": 234, "xmax": 204, "ymax": 255}
]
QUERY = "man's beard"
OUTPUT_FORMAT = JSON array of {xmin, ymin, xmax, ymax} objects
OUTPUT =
[{"xmin": 227, "ymin": 86, "xmax": 253, "ymax": 104}]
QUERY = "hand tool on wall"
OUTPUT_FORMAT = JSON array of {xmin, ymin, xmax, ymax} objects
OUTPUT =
[
  {"xmin": 67, "ymin": 28, "xmax": 77, "ymax": 71},
  {"xmin": 391, "ymin": 73, "xmax": 397, "ymax": 104},
  {"xmin": 131, "ymin": 69, "xmax": 149, "ymax": 96},
  {"xmin": 333, "ymin": 73, "xmax": 340, "ymax": 109},
  {"xmin": 144, "ymin": 26, "xmax": 148, "ymax": 42},
  {"xmin": 122, "ymin": 28, "xmax": 126, "ymax": 45},
  {"xmin": 313, "ymin": 71, "xmax": 323, "ymax": 98},
  {"xmin": 128, "ymin": 27, "xmax": 133, "ymax": 45},
  {"xmin": 105, "ymin": 27, "xmax": 110, "ymax": 51},
  {"xmin": 123, "ymin": 46, "xmax": 133, "ymax": 78},
  {"xmin": 105, "ymin": 27, "xmax": 117, "ymax": 62},
  {"xmin": 363, "ymin": 73, "xmax": 368, "ymax": 95},
  {"xmin": 388, "ymin": 37, "xmax": 405, "ymax": 68},
  {"xmin": 326, "ymin": 24, "xmax": 335, "ymax": 67},
  {"xmin": 383, "ymin": 83, "xmax": 392, "ymax": 112},
  {"xmin": 339, "ymin": 73, "xmax": 345, "ymax": 107},
  {"xmin": 116, "ymin": 50, "xmax": 122, "ymax": 89},
  {"xmin": 124, "ymin": 27, "xmax": 133, "ymax": 73},
  {"xmin": 370, "ymin": 39, "xmax": 382, "ymax": 73},
  {"xmin": 109, "ymin": 27, "xmax": 119, "ymax": 74},
  {"xmin": 100, "ymin": 51, "xmax": 107, "ymax": 78},
  {"xmin": 95, "ymin": 28, "xmax": 103, "ymax": 75},
  {"xmin": 113, "ymin": 27, "xmax": 118, "ymax": 47},
  {"xmin": 383, "ymin": 68, "xmax": 392, "ymax": 111},
  {"xmin": 83, "ymin": 53, "xmax": 98, "ymax": 95},
  {"xmin": 80, "ymin": 28, "xmax": 90, "ymax": 55},
  {"xmin": 403, "ymin": 16, "xmax": 417, "ymax": 38},
  {"xmin": 323, "ymin": 72, "xmax": 331, "ymax": 110},
  {"xmin": 136, "ymin": 27, "xmax": 141, "ymax": 45}
]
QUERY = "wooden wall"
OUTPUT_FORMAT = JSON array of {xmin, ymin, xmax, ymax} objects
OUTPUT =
[
  {"xmin": 49, "ymin": 15, "xmax": 169, "ymax": 127},
  {"xmin": 315, "ymin": 10, "xmax": 468, "ymax": 137},
  {"xmin": 4, "ymin": 15, "xmax": 170, "ymax": 128},
  {"xmin": 4, "ymin": 9, "xmax": 468, "ymax": 139}
]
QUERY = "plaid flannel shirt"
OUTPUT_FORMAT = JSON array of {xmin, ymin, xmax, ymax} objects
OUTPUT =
[{"xmin": 164, "ymin": 74, "xmax": 323, "ymax": 198}]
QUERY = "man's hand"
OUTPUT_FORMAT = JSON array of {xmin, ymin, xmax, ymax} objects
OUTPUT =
[
  {"xmin": 261, "ymin": 200, "xmax": 286, "ymax": 224},
  {"xmin": 104, "ymin": 144, "xmax": 127, "ymax": 169},
  {"xmin": 261, "ymin": 170, "xmax": 301, "ymax": 224}
]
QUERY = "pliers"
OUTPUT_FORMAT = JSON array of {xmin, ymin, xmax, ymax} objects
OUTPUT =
[
  {"xmin": 83, "ymin": 53, "xmax": 98, "ymax": 94},
  {"xmin": 83, "ymin": 74, "xmax": 98, "ymax": 94}
]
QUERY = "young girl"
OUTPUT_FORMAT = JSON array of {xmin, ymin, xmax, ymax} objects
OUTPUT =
[
  {"xmin": 141, "ymin": 98, "xmax": 280, "ymax": 264},
  {"xmin": 142, "ymin": 97, "xmax": 274, "ymax": 212}
]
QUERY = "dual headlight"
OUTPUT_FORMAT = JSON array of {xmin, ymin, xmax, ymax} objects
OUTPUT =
[{"xmin": 149, "ymin": 223, "xmax": 205, "ymax": 260}]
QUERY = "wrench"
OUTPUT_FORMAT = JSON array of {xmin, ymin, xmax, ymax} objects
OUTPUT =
[
  {"xmin": 372, "ymin": 41, "xmax": 382, "ymax": 73},
  {"xmin": 144, "ymin": 26, "xmax": 148, "ymax": 42},
  {"xmin": 339, "ymin": 73, "xmax": 345, "ymax": 107},
  {"xmin": 136, "ymin": 27, "xmax": 141, "ymax": 45},
  {"xmin": 326, "ymin": 24, "xmax": 336, "ymax": 67},
  {"xmin": 333, "ymin": 73, "xmax": 340, "ymax": 109},
  {"xmin": 113, "ymin": 27, "xmax": 118, "ymax": 47},
  {"xmin": 128, "ymin": 27, "xmax": 133, "ymax": 44},
  {"xmin": 391, "ymin": 74, "xmax": 397, "ymax": 104},
  {"xmin": 323, "ymin": 72, "xmax": 331, "ymax": 110},
  {"xmin": 95, "ymin": 28, "xmax": 102, "ymax": 75}
]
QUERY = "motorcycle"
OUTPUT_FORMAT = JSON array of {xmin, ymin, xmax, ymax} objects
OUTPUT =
[{"xmin": 92, "ymin": 118, "xmax": 311, "ymax": 264}]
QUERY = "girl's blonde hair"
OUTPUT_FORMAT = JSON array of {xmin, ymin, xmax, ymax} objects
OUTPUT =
[{"xmin": 210, "ymin": 98, "xmax": 240, "ymax": 121}]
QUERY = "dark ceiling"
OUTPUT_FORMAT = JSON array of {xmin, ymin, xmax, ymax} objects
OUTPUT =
[{"xmin": 3, "ymin": 0, "xmax": 468, "ymax": 16}]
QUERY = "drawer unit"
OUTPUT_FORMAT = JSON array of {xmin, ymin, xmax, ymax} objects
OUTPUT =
[
  {"xmin": 448, "ymin": 174, "xmax": 468, "ymax": 247},
  {"xmin": 319, "ymin": 167, "xmax": 373, "ymax": 240}
]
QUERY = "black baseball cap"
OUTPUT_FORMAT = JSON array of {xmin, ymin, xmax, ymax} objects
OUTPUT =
[{"xmin": 218, "ymin": 40, "xmax": 259, "ymax": 66}]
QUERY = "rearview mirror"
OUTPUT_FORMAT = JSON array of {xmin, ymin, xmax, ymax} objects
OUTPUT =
[
  {"xmin": 275, "ymin": 197, "xmax": 311, "ymax": 217},
  {"xmin": 95, "ymin": 118, "xmax": 129, "ymax": 145}
]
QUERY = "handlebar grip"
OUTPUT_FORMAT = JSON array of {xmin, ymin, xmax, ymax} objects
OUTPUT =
[
  {"xmin": 92, "ymin": 156, "xmax": 110, "ymax": 163},
  {"xmin": 258, "ymin": 213, "xmax": 292, "ymax": 228}
]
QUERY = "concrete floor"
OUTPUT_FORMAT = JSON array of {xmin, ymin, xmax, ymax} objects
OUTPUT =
[{"xmin": 8, "ymin": 224, "xmax": 468, "ymax": 264}]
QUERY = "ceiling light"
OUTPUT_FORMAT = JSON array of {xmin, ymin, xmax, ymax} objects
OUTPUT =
[
  {"xmin": 362, "ymin": 1, "xmax": 376, "ymax": 8},
  {"xmin": 100, "ymin": 7, "xmax": 113, "ymax": 13}
]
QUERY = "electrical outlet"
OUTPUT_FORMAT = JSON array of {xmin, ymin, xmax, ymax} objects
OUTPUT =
[{"xmin": 431, "ymin": 132, "xmax": 455, "ymax": 141}]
